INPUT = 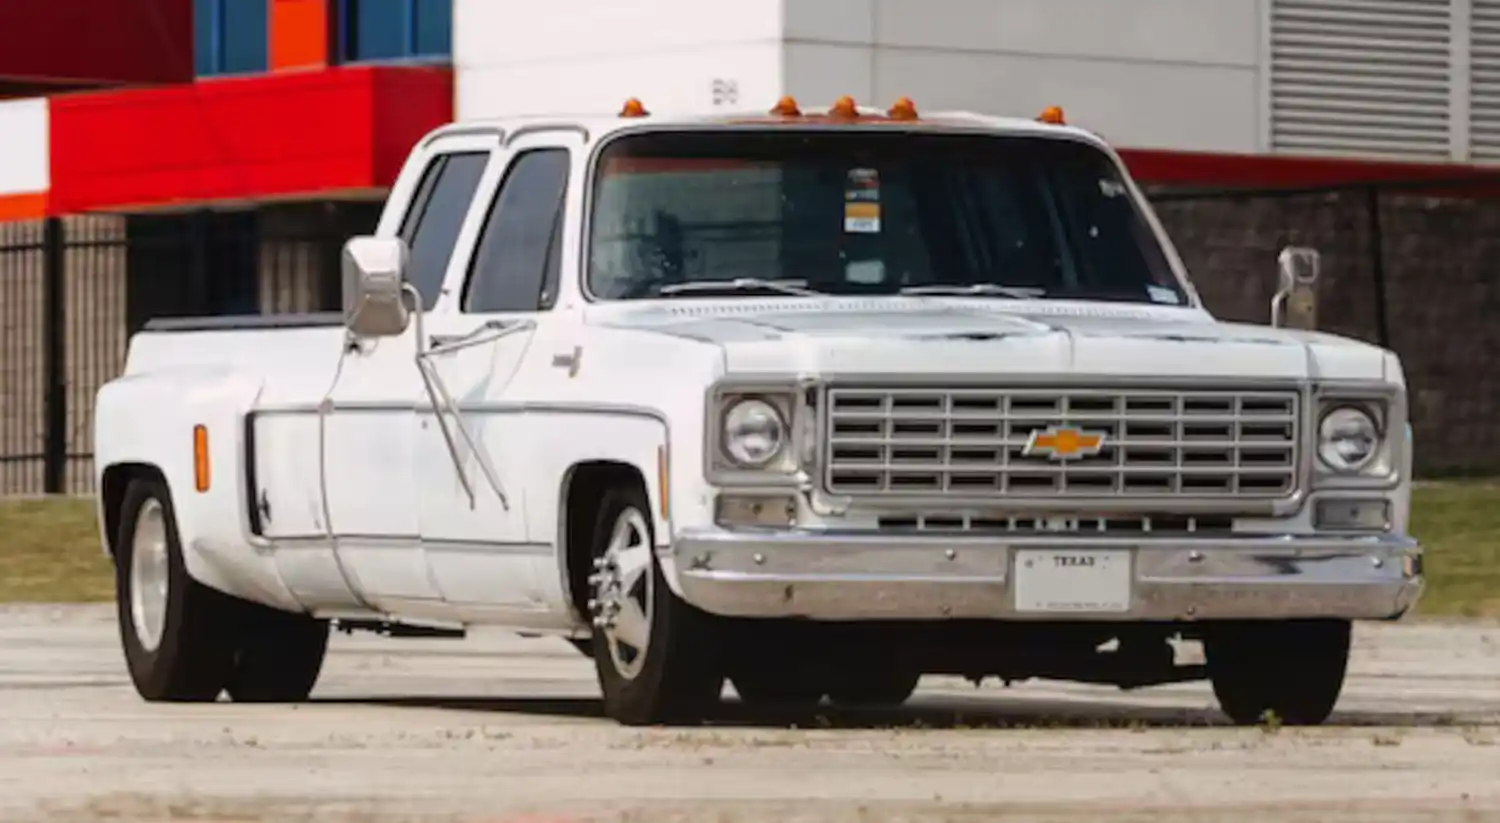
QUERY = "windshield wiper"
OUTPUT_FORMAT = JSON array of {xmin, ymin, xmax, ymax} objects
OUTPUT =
[
  {"xmin": 899, "ymin": 284, "xmax": 1046, "ymax": 299},
  {"xmin": 656, "ymin": 278, "xmax": 823, "ymax": 297}
]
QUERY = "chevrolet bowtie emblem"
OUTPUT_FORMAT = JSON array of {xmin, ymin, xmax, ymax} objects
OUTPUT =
[{"xmin": 1024, "ymin": 425, "xmax": 1106, "ymax": 461}]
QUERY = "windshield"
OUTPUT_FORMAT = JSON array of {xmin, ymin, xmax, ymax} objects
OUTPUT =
[{"xmin": 585, "ymin": 129, "xmax": 1188, "ymax": 305}]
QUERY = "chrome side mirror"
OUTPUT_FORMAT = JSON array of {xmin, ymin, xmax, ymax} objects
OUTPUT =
[
  {"xmin": 342, "ymin": 236, "xmax": 411, "ymax": 338},
  {"xmin": 1272, "ymin": 246, "xmax": 1320, "ymax": 329}
]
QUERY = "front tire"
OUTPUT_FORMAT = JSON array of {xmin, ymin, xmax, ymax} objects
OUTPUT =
[
  {"xmin": 224, "ymin": 606, "xmax": 330, "ymax": 703},
  {"xmin": 115, "ymin": 477, "xmax": 238, "ymax": 701},
  {"xmin": 1205, "ymin": 619, "xmax": 1352, "ymax": 726},
  {"xmin": 588, "ymin": 485, "xmax": 724, "ymax": 726}
]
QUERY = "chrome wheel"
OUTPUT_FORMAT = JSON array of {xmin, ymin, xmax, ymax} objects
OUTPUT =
[
  {"xmin": 589, "ymin": 506, "xmax": 654, "ymax": 680},
  {"xmin": 129, "ymin": 498, "xmax": 170, "ymax": 653}
]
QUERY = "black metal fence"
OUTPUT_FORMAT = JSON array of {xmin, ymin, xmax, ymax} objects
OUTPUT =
[
  {"xmin": 5, "ymin": 181, "xmax": 1500, "ymax": 496},
  {"xmin": 0, "ymin": 202, "xmax": 380, "ymax": 495}
]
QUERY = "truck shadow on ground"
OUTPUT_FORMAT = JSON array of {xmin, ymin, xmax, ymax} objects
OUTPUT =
[{"xmin": 329, "ymin": 693, "xmax": 1486, "ymax": 730}]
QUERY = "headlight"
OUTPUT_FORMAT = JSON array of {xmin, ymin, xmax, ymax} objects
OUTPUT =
[
  {"xmin": 1318, "ymin": 406, "xmax": 1379, "ymax": 473},
  {"xmin": 722, "ymin": 398, "xmax": 786, "ymax": 467}
]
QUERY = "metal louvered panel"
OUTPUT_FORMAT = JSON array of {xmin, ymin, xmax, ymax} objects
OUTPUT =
[
  {"xmin": 1270, "ymin": 0, "xmax": 1452, "ymax": 160},
  {"xmin": 1472, "ymin": 0, "xmax": 1500, "ymax": 161}
]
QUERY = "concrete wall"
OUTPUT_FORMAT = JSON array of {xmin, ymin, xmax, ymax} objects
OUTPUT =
[
  {"xmin": 782, "ymin": 0, "xmax": 1263, "ymax": 154},
  {"xmin": 454, "ymin": 0, "xmax": 1263, "ymax": 153}
]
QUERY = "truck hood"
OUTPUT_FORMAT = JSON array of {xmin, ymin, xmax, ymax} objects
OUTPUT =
[{"xmin": 588, "ymin": 298, "xmax": 1396, "ymax": 382}]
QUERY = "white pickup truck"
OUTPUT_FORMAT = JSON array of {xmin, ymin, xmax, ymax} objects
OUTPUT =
[{"xmin": 93, "ymin": 96, "xmax": 1423, "ymax": 727}]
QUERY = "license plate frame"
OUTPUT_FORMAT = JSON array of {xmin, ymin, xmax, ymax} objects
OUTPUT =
[{"xmin": 1014, "ymin": 548, "xmax": 1133, "ymax": 613}]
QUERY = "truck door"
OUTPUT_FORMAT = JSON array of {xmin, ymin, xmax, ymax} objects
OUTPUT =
[
  {"xmin": 321, "ymin": 138, "xmax": 494, "ymax": 611},
  {"xmin": 415, "ymin": 130, "xmax": 578, "ymax": 615}
]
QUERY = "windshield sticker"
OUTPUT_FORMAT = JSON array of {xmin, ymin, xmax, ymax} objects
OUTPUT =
[
  {"xmin": 844, "ymin": 168, "xmax": 882, "ymax": 233},
  {"xmin": 1146, "ymin": 285, "xmax": 1182, "ymax": 305},
  {"xmin": 845, "ymin": 259, "xmax": 886, "ymax": 284},
  {"xmin": 1098, "ymin": 178, "xmax": 1127, "ymax": 198}
]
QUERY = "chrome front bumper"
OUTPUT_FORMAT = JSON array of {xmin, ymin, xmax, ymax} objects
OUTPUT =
[{"xmin": 669, "ymin": 528, "xmax": 1424, "ymax": 622}]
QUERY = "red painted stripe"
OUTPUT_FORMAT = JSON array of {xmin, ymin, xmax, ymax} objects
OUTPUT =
[
  {"xmin": 1116, "ymin": 148, "xmax": 1500, "ymax": 189},
  {"xmin": 0, "ymin": 191, "xmax": 47, "ymax": 222},
  {"xmin": 48, "ymin": 65, "xmax": 452, "ymax": 214}
]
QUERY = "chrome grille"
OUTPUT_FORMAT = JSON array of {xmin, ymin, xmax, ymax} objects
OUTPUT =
[{"xmin": 823, "ymin": 386, "xmax": 1301, "ymax": 500}]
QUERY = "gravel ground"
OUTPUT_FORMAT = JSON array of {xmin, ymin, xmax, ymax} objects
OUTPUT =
[{"xmin": 1, "ymin": 604, "xmax": 1498, "ymax": 822}]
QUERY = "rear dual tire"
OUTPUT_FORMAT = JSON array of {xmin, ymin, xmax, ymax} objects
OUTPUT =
[{"xmin": 115, "ymin": 477, "xmax": 328, "ymax": 704}]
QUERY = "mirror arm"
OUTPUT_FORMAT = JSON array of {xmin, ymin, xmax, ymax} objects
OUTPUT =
[
  {"xmin": 1270, "ymin": 289, "xmax": 1288, "ymax": 328},
  {"xmin": 406, "ymin": 284, "xmax": 517, "ymax": 512}
]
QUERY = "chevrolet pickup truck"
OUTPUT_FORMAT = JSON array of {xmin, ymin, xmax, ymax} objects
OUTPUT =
[{"xmin": 93, "ymin": 95, "xmax": 1423, "ymax": 727}]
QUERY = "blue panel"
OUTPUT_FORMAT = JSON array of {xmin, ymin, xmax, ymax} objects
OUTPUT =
[
  {"xmin": 220, "ymin": 0, "xmax": 269, "ymax": 74},
  {"xmin": 194, "ymin": 0, "xmax": 220, "ymax": 75},
  {"xmin": 413, "ymin": 0, "xmax": 452, "ymax": 57},
  {"xmin": 349, "ymin": 0, "xmax": 409, "ymax": 60}
]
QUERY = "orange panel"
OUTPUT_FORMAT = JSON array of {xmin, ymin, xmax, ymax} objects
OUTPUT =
[
  {"xmin": 270, "ymin": 0, "xmax": 330, "ymax": 71},
  {"xmin": 0, "ymin": 191, "xmax": 46, "ymax": 222}
]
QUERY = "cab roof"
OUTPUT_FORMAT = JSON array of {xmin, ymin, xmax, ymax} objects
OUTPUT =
[{"xmin": 419, "ymin": 97, "xmax": 1111, "ymax": 152}]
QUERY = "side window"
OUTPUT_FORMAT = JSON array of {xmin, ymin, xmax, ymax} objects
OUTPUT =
[
  {"xmin": 398, "ymin": 151, "xmax": 488, "ymax": 309},
  {"xmin": 464, "ymin": 149, "xmax": 571, "ymax": 313}
]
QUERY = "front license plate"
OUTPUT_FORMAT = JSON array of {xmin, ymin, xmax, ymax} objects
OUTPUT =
[{"xmin": 1014, "ymin": 548, "xmax": 1132, "ymax": 613}]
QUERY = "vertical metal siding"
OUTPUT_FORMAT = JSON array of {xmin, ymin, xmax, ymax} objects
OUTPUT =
[
  {"xmin": 1270, "ymin": 0, "xmax": 1453, "ymax": 159},
  {"xmin": 1470, "ymin": 0, "xmax": 1500, "ymax": 160}
]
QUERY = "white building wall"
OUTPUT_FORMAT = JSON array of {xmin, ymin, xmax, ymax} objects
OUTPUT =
[
  {"xmin": 0, "ymin": 97, "xmax": 50, "ymax": 198},
  {"xmin": 454, "ymin": 0, "xmax": 785, "ymax": 118},
  {"xmin": 454, "ymin": 0, "xmax": 1499, "ymax": 166}
]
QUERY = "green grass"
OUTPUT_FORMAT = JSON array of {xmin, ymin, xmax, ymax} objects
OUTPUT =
[
  {"xmin": 2, "ymin": 484, "xmax": 1499, "ymax": 615},
  {"xmin": 0, "ymin": 496, "xmax": 113, "ymax": 603},
  {"xmin": 1409, "ymin": 481, "xmax": 1500, "ymax": 618}
]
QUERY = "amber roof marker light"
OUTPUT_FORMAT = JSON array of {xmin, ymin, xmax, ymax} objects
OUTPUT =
[
  {"xmin": 619, "ymin": 97, "xmax": 649, "ymax": 118},
  {"xmin": 829, "ymin": 95, "xmax": 860, "ymax": 118},
  {"xmin": 887, "ymin": 96, "xmax": 919, "ymax": 120},
  {"xmin": 770, "ymin": 95, "xmax": 803, "ymax": 116},
  {"xmin": 1037, "ymin": 105, "xmax": 1066, "ymax": 125}
]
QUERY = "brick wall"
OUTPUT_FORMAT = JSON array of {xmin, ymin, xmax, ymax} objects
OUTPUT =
[{"xmin": 1151, "ymin": 189, "xmax": 1500, "ymax": 476}]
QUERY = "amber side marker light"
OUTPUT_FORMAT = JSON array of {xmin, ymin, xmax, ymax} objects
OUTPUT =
[
  {"xmin": 1037, "ymin": 105, "xmax": 1067, "ymax": 125},
  {"xmin": 769, "ymin": 95, "xmax": 802, "ymax": 116},
  {"xmin": 193, "ymin": 424, "xmax": 210, "ymax": 493},
  {"xmin": 829, "ymin": 95, "xmax": 860, "ymax": 118},
  {"xmin": 887, "ymin": 96, "xmax": 919, "ymax": 120},
  {"xmin": 619, "ymin": 97, "xmax": 649, "ymax": 118}
]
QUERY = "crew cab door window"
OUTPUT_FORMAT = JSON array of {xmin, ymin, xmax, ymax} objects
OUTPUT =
[
  {"xmin": 399, "ymin": 151, "xmax": 489, "ymax": 309},
  {"xmin": 463, "ymin": 149, "xmax": 571, "ymax": 313}
]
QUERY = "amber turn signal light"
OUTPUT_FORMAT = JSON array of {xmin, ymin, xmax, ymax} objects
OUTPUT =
[{"xmin": 887, "ymin": 96, "xmax": 919, "ymax": 120}]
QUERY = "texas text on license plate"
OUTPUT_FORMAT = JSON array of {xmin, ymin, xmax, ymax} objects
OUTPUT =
[{"xmin": 1013, "ymin": 548, "xmax": 1132, "ymax": 613}]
